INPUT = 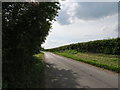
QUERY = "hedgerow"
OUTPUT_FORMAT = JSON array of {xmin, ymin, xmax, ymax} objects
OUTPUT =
[{"xmin": 46, "ymin": 38, "xmax": 120, "ymax": 55}]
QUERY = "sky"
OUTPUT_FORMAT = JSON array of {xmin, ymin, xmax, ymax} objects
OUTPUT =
[{"xmin": 42, "ymin": 2, "xmax": 118, "ymax": 49}]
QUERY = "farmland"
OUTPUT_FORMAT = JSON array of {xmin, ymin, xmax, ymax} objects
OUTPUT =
[{"xmin": 46, "ymin": 38, "xmax": 120, "ymax": 73}]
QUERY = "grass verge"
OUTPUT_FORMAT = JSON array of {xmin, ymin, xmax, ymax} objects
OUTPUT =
[
  {"xmin": 52, "ymin": 51, "xmax": 120, "ymax": 73},
  {"xmin": 23, "ymin": 52, "xmax": 45, "ymax": 88}
]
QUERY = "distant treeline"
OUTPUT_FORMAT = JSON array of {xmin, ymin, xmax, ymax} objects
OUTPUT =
[{"xmin": 46, "ymin": 38, "xmax": 120, "ymax": 55}]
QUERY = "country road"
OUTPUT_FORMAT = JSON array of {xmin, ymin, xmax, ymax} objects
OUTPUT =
[{"xmin": 44, "ymin": 52, "xmax": 118, "ymax": 88}]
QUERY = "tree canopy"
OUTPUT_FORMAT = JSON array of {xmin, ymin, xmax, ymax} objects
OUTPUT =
[{"xmin": 2, "ymin": 2, "xmax": 60, "ymax": 88}]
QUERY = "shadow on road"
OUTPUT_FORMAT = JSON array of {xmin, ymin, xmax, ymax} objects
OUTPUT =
[{"xmin": 44, "ymin": 63, "xmax": 89, "ymax": 88}]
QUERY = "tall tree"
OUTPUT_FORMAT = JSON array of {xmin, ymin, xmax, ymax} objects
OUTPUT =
[{"xmin": 2, "ymin": 2, "xmax": 60, "ymax": 88}]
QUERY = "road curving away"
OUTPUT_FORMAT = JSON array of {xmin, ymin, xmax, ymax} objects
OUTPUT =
[{"xmin": 44, "ymin": 52, "xmax": 118, "ymax": 88}]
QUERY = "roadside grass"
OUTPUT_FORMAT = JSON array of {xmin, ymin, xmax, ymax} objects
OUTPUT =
[
  {"xmin": 52, "ymin": 50, "xmax": 120, "ymax": 73},
  {"xmin": 23, "ymin": 52, "xmax": 45, "ymax": 88}
]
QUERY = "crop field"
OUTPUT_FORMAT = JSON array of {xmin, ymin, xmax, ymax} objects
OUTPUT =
[{"xmin": 47, "ymin": 38, "xmax": 120, "ymax": 55}]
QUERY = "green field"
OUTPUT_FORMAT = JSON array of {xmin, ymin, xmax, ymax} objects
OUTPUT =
[{"xmin": 53, "ymin": 50, "xmax": 120, "ymax": 73}]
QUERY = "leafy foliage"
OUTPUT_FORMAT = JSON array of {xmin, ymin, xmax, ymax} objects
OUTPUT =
[
  {"xmin": 46, "ymin": 38, "xmax": 120, "ymax": 55},
  {"xmin": 2, "ymin": 2, "xmax": 60, "ymax": 88}
]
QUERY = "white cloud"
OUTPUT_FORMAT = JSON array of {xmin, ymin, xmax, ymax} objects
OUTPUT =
[
  {"xmin": 42, "ymin": 2, "xmax": 118, "ymax": 49},
  {"xmin": 42, "ymin": 14, "xmax": 118, "ymax": 49}
]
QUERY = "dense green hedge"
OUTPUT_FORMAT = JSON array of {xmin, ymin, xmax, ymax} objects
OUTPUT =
[
  {"xmin": 46, "ymin": 38, "xmax": 120, "ymax": 55},
  {"xmin": 3, "ymin": 2, "xmax": 60, "ymax": 88}
]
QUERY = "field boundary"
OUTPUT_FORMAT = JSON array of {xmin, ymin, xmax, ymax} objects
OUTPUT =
[{"xmin": 52, "ymin": 52, "xmax": 120, "ymax": 73}]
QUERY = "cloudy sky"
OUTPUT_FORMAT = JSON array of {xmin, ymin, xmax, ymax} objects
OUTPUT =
[{"xmin": 42, "ymin": 2, "xmax": 118, "ymax": 49}]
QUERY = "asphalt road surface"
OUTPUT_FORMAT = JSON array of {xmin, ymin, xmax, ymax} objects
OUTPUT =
[{"xmin": 44, "ymin": 52, "xmax": 118, "ymax": 88}]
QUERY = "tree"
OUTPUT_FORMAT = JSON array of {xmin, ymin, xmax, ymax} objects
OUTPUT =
[{"xmin": 2, "ymin": 2, "xmax": 60, "ymax": 88}]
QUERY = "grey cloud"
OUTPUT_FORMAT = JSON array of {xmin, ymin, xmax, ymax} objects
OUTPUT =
[
  {"xmin": 57, "ymin": 2, "xmax": 118, "ymax": 25},
  {"xmin": 56, "ymin": 9, "xmax": 71, "ymax": 25},
  {"xmin": 115, "ymin": 26, "xmax": 118, "ymax": 32},
  {"xmin": 118, "ymin": 26, "xmax": 120, "ymax": 37},
  {"xmin": 75, "ymin": 2, "xmax": 118, "ymax": 20}
]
